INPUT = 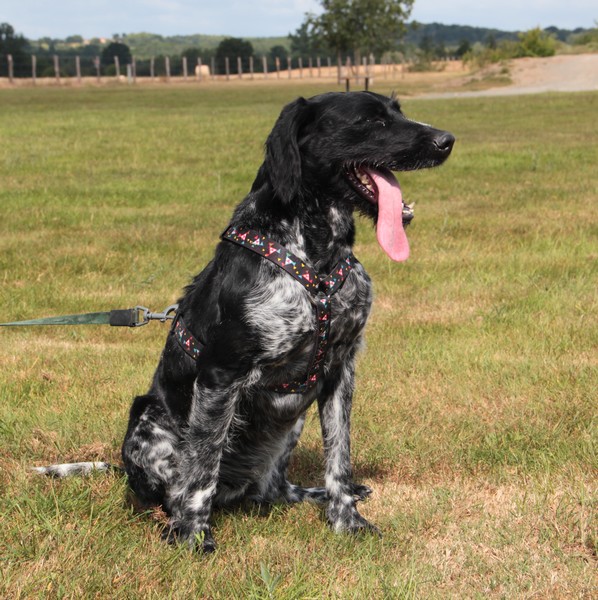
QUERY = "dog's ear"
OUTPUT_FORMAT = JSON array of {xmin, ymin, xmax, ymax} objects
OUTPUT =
[{"xmin": 264, "ymin": 97, "xmax": 312, "ymax": 202}]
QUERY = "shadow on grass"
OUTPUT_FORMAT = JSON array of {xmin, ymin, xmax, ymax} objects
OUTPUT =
[{"xmin": 123, "ymin": 444, "xmax": 386, "ymax": 530}]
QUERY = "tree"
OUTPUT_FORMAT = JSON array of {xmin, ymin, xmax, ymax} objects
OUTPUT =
[
  {"xmin": 0, "ymin": 22, "xmax": 29, "ymax": 77},
  {"xmin": 215, "ymin": 37, "xmax": 253, "ymax": 74},
  {"xmin": 101, "ymin": 41, "xmax": 132, "ymax": 67},
  {"xmin": 418, "ymin": 33, "xmax": 434, "ymax": 58},
  {"xmin": 485, "ymin": 33, "xmax": 497, "ymax": 50},
  {"xmin": 455, "ymin": 39, "xmax": 472, "ymax": 58},
  {"xmin": 181, "ymin": 46, "xmax": 202, "ymax": 66},
  {"xmin": 302, "ymin": 0, "xmax": 414, "ymax": 67},
  {"xmin": 270, "ymin": 45, "xmax": 288, "ymax": 62},
  {"xmin": 289, "ymin": 22, "xmax": 330, "ymax": 57},
  {"xmin": 268, "ymin": 45, "xmax": 288, "ymax": 70}
]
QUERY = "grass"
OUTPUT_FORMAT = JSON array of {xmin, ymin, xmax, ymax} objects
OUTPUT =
[{"xmin": 0, "ymin": 82, "xmax": 596, "ymax": 598}]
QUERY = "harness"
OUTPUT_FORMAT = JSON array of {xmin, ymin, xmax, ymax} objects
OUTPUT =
[{"xmin": 174, "ymin": 226, "xmax": 358, "ymax": 394}]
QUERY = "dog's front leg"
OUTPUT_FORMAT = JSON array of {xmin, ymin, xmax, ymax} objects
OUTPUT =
[
  {"xmin": 165, "ymin": 380, "xmax": 239, "ymax": 553},
  {"xmin": 318, "ymin": 362, "xmax": 379, "ymax": 535}
]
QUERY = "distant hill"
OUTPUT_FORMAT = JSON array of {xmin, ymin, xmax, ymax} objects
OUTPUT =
[
  {"xmin": 404, "ymin": 22, "xmax": 517, "ymax": 46},
  {"xmin": 119, "ymin": 24, "xmax": 593, "ymax": 58},
  {"xmin": 31, "ymin": 23, "xmax": 594, "ymax": 59},
  {"xmin": 404, "ymin": 22, "xmax": 591, "ymax": 46},
  {"xmin": 120, "ymin": 32, "xmax": 290, "ymax": 59}
]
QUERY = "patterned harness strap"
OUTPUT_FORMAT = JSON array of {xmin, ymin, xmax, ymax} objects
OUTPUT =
[{"xmin": 174, "ymin": 226, "xmax": 358, "ymax": 394}]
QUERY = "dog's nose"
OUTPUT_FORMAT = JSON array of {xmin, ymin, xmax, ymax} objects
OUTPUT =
[{"xmin": 433, "ymin": 132, "xmax": 455, "ymax": 154}]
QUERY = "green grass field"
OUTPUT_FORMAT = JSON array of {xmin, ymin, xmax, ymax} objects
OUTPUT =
[{"xmin": 0, "ymin": 82, "xmax": 596, "ymax": 598}]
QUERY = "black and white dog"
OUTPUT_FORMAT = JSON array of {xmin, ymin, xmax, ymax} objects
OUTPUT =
[{"xmin": 39, "ymin": 92, "xmax": 454, "ymax": 552}]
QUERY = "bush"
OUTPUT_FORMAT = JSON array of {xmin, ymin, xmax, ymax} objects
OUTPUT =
[
  {"xmin": 570, "ymin": 25, "xmax": 598, "ymax": 48},
  {"xmin": 464, "ymin": 28, "xmax": 556, "ymax": 67},
  {"xmin": 514, "ymin": 28, "xmax": 556, "ymax": 57}
]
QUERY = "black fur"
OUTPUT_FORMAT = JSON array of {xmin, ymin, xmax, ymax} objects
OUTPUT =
[{"xmin": 119, "ymin": 91, "xmax": 454, "ymax": 552}]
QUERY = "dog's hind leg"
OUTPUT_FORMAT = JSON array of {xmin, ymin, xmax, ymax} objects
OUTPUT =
[{"xmin": 122, "ymin": 394, "xmax": 180, "ymax": 507}]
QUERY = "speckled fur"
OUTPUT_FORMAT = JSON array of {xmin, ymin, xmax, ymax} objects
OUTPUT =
[{"xmin": 43, "ymin": 92, "xmax": 454, "ymax": 553}]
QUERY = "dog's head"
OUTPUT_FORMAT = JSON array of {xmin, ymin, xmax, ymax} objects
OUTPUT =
[{"xmin": 264, "ymin": 91, "xmax": 455, "ymax": 261}]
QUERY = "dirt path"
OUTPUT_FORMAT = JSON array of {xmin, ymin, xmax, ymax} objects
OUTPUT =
[{"xmin": 421, "ymin": 53, "xmax": 598, "ymax": 98}]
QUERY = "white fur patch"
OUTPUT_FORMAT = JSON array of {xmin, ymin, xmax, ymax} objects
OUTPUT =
[
  {"xmin": 187, "ymin": 484, "xmax": 217, "ymax": 512},
  {"xmin": 245, "ymin": 272, "xmax": 314, "ymax": 361}
]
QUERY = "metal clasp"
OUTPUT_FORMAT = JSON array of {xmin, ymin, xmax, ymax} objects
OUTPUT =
[{"xmin": 133, "ymin": 304, "xmax": 178, "ymax": 327}]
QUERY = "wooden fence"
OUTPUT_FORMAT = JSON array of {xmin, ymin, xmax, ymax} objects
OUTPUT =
[{"xmin": 1, "ymin": 52, "xmax": 432, "ymax": 85}]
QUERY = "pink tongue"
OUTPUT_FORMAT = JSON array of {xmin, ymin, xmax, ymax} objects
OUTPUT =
[{"xmin": 370, "ymin": 170, "xmax": 410, "ymax": 262}]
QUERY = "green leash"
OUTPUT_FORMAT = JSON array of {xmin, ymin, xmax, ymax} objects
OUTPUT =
[{"xmin": 0, "ymin": 305, "xmax": 178, "ymax": 328}]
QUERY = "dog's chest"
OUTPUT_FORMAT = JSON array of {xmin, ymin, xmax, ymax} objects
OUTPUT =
[{"xmin": 244, "ymin": 261, "xmax": 372, "ymax": 368}]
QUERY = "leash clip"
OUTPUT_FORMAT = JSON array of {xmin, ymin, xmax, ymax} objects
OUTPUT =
[{"xmin": 134, "ymin": 304, "xmax": 179, "ymax": 327}]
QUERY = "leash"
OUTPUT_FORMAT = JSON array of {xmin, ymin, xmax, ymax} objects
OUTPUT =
[{"xmin": 0, "ymin": 304, "xmax": 178, "ymax": 328}]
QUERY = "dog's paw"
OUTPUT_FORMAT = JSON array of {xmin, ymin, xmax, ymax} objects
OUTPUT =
[
  {"xmin": 162, "ymin": 520, "xmax": 217, "ymax": 554},
  {"xmin": 351, "ymin": 483, "xmax": 373, "ymax": 502},
  {"xmin": 327, "ymin": 501, "xmax": 381, "ymax": 536}
]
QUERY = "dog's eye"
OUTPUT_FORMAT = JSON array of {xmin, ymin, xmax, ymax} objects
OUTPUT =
[{"xmin": 363, "ymin": 118, "xmax": 387, "ymax": 127}]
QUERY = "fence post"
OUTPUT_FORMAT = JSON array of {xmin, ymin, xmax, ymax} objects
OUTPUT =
[
  {"xmin": 197, "ymin": 57, "xmax": 202, "ymax": 82},
  {"xmin": 317, "ymin": 56, "xmax": 321, "ymax": 78},
  {"xmin": 150, "ymin": 57, "xmax": 155, "ymax": 80},
  {"xmin": 32, "ymin": 54, "xmax": 37, "ymax": 85},
  {"xmin": 308, "ymin": 57, "xmax": 313, "ymax": 78},
  {"xmin": 126, "ymin": 64, "xmax": 133, "ymax": 84},
  {"xmin": 249, "ymin": 55, "xmax": 254, "ymax": 80},
  {"xmin": 262, "ymin": 55, "xmax": 268, "ymax": 79},
  {"xmin": 211, "ymin": 57, "xmax": 215, "ymax": 80},
  {"xmin": 287, "ymin": 56, "xmax": 292, "ymax": 78},
  {"xmin": 94, "ymin": 56, "xmax": 100, "ymax": 82},
  {"xmin": 114, "ymin": 55, "xmax": 120, "ymax": 79},
  {"xmin": 76, "ymin": 55, "xmax": 81, "ymax": 84},
  {"xmin": 327, "ymin": 56, "xmax": 331, "ymax": 76},
  {"xmin": 298, "ymin": 57, "xmax": 303, "ymax": 78},
  {"xmin": 183, "ymin": 56, "xmax": 188, "ymax": 81},
  {"xmin": 7, "ymin": 54, "xmax": 14, "ymax": 84},
  {"xmin": 275, "ymin": 56, "xmax": 280, "ymax": 78},
  {"xmin": 132, "ymin": 57, "xmax": 136, "ymax": 83},
  {"xmin": 165, "ymin": 56, "xmax": 170, "ymax": 82},
  {"xmin": 225, "ymin": 57, "xmax": 230, "ymax": 80},
  {"xmin": 54, "ymin": 54, "xmax": 60, "ymax": 83},
  {"xmin": 237, "ymin": 56, "xmax": 242, "ymax": 79}
]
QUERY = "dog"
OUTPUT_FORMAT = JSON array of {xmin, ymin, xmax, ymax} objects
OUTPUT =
[{"xmin": 38, "ymin": 92, "xmax": 454, "ymax": 552}]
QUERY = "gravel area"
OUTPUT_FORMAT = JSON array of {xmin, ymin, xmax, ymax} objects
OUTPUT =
[{"xmin": 421, "ymin": 53, "xmax": 598, "ymax": 98}]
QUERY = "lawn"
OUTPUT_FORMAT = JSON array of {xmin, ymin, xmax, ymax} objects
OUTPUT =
[{"xmin": 0, "ymin": 82, "xmax": 596, "ymax": 598}]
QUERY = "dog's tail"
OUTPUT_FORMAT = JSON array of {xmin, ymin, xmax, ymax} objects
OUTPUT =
[{"xmin": 32, "ymin": 462, "xmax": 124, "ymax": 478}]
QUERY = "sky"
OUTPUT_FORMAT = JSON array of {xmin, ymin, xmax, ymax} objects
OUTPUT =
[{"xmin": 2, "ymin": 0, "xmax": 596, "ymax": 40}]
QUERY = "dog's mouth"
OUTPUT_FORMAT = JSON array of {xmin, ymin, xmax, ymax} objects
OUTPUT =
[{"xmin": 345, "ymin": 165, "xmax": 414, "ymax": 262}]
